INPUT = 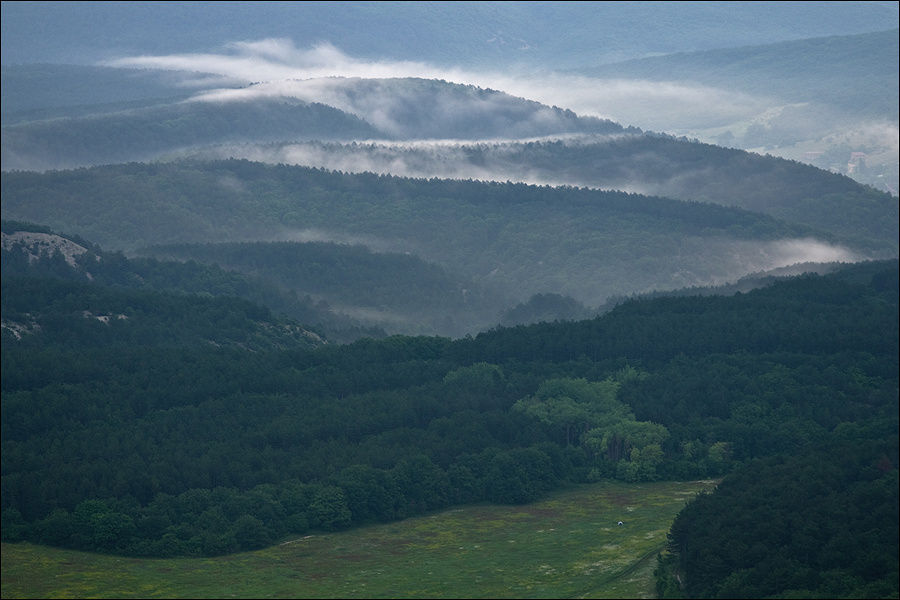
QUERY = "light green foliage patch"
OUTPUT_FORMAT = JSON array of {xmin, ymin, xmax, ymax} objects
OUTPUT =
[{"xmin": 1, "ymin": 480, "xmax": 715, "ymax": 599}]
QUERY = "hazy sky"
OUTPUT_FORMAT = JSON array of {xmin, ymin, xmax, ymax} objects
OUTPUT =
[{"xmin": 3, "ymin": 1, "xmax": 898, "ymax": 66}]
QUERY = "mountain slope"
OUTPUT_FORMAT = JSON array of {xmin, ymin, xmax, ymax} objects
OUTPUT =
[
  {"xmin": 1, "ymin": 96, "xmax": 381, "ymax": 171},
  {"xmin": 0, "ymin": 221, "xmax": 379, "ymax": 344},
  {"xmin": 1, "ymin": 76, "xmax": 625, "ymax": 170},
  {"xmin": 139, "ymin": 240, "xmax": 510, "ymax": 337},
  {"xmin": 577, "ymin": 29, "xmax": 900, "ymax": 194},
  {"xmin": 2, "ymin": 259, "xmax": 896, "ymax": 564},
  {"xmin": 191, "ymin": 77, "xmax": 626, "ymax": 140},
  {"xmin": 1, "ymin": 160, "xmax": 850, "ymax": 307},
  {"xmin": 197, "ymin": 135, "xmax": 898, "ymax": 252}
]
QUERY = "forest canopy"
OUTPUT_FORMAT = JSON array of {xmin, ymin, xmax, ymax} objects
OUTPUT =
[{"xmin": 3, "ymin": 230, "xmax": 896, "ymax": 597}]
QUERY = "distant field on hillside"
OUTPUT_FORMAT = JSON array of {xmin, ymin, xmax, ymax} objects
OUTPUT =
[{"xmin": 0, "ymin": 479, "xmax": 715, "ymax": 599}]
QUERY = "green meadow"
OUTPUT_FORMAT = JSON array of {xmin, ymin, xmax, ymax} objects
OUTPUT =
[{"xmin": 1, "ymin": 480, "xmax": 716, "ymax": 599}]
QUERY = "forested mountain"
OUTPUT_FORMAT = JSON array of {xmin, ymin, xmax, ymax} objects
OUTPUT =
[
  {"xmin": 3, "ymin": 4, "xmax": 895, "ymax": 194},
  {"xmin": 202, "ymin": 136, "xmax": 897, "ymax": 251},
  {"xmin": 1, "ymin": 96, "xmax": 381, "ymax": 171},
  {"xmin": 2, "ymin": 5, "xmax": 897, "ymax": 597},
  {"xmin": 1, "ymin": 224, "xmax": 328, "ymax": 351},
  {"xmin": 1, "ymin": 221, "xmax": 382, "ymax": 344},
  {"xmin": 3, "ymin": 160, "xmax": 860, "ymax": 309},
  {"xmin": 193, "ymin": 77, "xmax": 625, "ymax": 140},
  {"xmin": 1, "ymin": 77, "xmax": 624, "ymax": 170},
  {"xmin": 3, "ymin": 258, "xmax": 896, "ymax": 595},
  {"xmin": 139, "ymin": 240, "xmax": 509, "ymax": 337},
  {"xmin": 4, "ymin": 221, "xmax": 853, "ymax": 339}
]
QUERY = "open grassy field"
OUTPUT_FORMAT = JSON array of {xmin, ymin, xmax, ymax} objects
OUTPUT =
[{"xmin": 1, "ymin": 479, "xmax": 716, "ymax": 599}]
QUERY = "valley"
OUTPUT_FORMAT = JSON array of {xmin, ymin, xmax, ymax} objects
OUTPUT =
[{"xmin": 1, "ymin": 3, "xmax": 897, "ymax": 598}]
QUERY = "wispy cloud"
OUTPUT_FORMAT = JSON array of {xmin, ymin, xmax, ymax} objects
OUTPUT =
[
  {"xmin": 107, "ymin": 39, "xmax": 443, "ymax": 83},
  {"xmin": 752, "ymin": 238, "xmax": 860, "ymax": 270},
  {"xmin": 105, "ymin": 38, "xmax": 769, "ymax": 132},
  {"xmin": 195, "ymin": 136, "xmax": 640, "ymax": 189}
]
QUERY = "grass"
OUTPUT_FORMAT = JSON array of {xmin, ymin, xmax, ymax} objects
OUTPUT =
[{"xmin": 1, "ymin": 479, "xmax": 716, "ymax": 599}]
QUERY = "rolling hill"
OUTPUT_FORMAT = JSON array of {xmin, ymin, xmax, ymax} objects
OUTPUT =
[
  {"xmin": 1, "ymin": 160, "xmax": 857, "ymax": 310},
  {"xmin": 1, "ymin": 76, "xmax": 625, "ymax": 170},
  {"xmin": 192, "ymin": 135, "xmax": 898, "ymax": 252}
]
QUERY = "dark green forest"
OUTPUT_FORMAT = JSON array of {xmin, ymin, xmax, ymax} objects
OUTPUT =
[
  {"xmin": 657, "ymin": 433, "xmax": 898, "ymax": 598},
  {"xmin": 1, "ymin": 222, "xmax": 384, "ymax": 342},
  {"xmin": 2, "ymin": 221, "xmax": 509, "ymax": 338},
  {"xmin": 2, "ymin": 220, "xmax": 896, "ymax": 598}
]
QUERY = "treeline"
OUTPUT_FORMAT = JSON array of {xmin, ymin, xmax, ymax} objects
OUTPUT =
[
  {"xmin": 499, "ymin": 292, "xmax": 593, "ymax": 327},
  {"xmin": 1, "ymin": 76, "xmax": 627, "ymax": 170},
  {"xmin": 2, "ymin": 255, "xmax": 896, "ymax": 572},
  {"xmin": 485, "ymin": 135, "xmax": 896, "ymax": 250}
]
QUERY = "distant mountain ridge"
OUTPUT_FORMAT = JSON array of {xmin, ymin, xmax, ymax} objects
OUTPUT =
[
  {"xmin": 578, "ymin": 29, "xmax": 900, "ymax": 194},
  {"xmin": 1, "ymin": 77, "xmax": 625, "ymax": 170},
  {"xmin": 1, "ymin": 96, "xmax": 381, "ymax": 171},
  {"xmin": 3, "ymin": 2, "xmax": 896, "ymax": 68},
  {"xmin": 580, "ymin": 29, "xmax": 899, "ymax": 118}
]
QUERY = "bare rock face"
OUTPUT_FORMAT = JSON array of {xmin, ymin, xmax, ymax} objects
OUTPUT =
[{"xmin": 2, "ymin": 230, "xmax": 91, "ymax": 267}]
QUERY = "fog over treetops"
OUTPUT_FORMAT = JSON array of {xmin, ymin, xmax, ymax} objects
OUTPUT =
[{"xmin": 2, "ymin": 3, "xmax": 897, "ymax": 192}]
